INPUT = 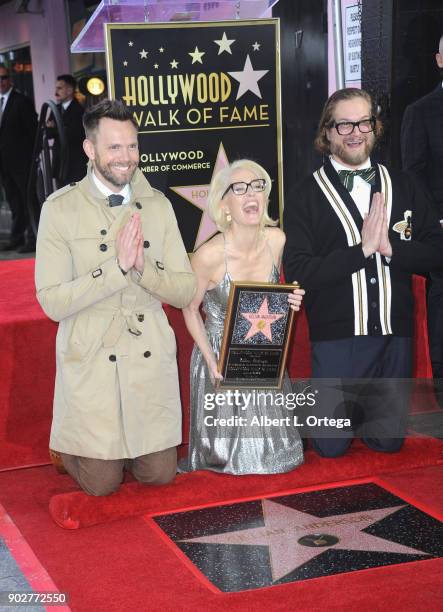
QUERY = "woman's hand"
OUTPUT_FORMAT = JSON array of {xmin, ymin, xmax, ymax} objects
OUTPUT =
[
  {"xmin": 287, "ymin": 283, "xmax": 305, "ymax": 311},
  {"xmin": 207, "ymin": 359, "xmax": 223, "ymax": 386}
]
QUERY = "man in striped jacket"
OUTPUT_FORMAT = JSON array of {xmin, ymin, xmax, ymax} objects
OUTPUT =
[{"xmin": 283, "ymin": 88, "xmax": 443, "ymax": 458}]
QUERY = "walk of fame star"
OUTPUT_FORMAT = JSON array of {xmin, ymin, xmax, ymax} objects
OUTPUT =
[
  {"xmin": 170, "ymin": 143, "xmax": 229, "ymax": 249},
  {"xmin": 241, "ymin": 297, "xmax": 284, "ymax": 342},
  {"xmin": 151, "ymin": 483, "xmax": 442, "ymax": 592},
  {"xmin": 180, "ymin": 500, "xmax": 429, "ymax": 582}
]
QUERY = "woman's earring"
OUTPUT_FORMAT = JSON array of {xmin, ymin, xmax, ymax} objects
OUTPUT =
[{"xmin": 226, "ymin": 211, "xmax": 232, "ymax": 223}]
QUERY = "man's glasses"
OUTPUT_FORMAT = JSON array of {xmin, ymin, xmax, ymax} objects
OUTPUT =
[
  {"xmin": 222, "ymin": 178, "xmax": 266, "ymax": 198},
  {"xmin": 0, "ymin": 75, "xmax": 10, "ymax": 81},
  {"xmin": 330, "ymin": 117, "xmax": 376, "ymax": 135}
]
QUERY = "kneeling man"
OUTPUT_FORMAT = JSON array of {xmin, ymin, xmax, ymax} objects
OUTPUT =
[{"xmin": 36, "ymin": 99, "xmax": 196, "ymax": 494}]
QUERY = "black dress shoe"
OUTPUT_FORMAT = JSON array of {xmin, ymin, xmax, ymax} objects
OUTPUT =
[
  {"xmin": 16, "ymin": 242, "xmax": 36, "ymax": 254},
  {"xmin": 0, "ymin": 237, "xmax": 24, "ymax": 251}
]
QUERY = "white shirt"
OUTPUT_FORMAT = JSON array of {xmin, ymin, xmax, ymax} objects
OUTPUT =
[
  {"xmin": 0, "ymin": 87, "xmax": 13, "ymax": 109},
  {"xmin": 61, "ymin": 99, "xmax": 72, "ymax": 111},
  {"xmin": 330, "ymin": 156, "xmax": 372, "ymax": 219},
  {"xmin": 92, "ymin": 170, "xmax": 131, "ymax": 204}
]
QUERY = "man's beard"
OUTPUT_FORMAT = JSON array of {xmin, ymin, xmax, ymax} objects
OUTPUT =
[
  {"xmin": 94, "ymin": 155, "xmax": 137, "ymax": 188},
  {"xmin": 330, "ymin": 135, "xmax": 375, "ymax": 167}
]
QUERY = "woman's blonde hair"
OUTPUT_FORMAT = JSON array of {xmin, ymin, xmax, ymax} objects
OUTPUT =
[{"xmin": 208, "ymin": 159, "xmax": 277, "ymax": 232}]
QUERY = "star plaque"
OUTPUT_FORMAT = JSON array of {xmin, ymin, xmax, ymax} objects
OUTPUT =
[
  {"xmin": 217, "ymin": 282, "xmax": 298, "ymax": 389},
  {"xmin": 149, "ymin": 482, "xmax": 443, "ymax": 593}
]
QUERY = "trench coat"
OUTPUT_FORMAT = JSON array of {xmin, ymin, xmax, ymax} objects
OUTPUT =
[{"xmin": 35, "ymin": 167, "xmax": 196, "ymax": 459}]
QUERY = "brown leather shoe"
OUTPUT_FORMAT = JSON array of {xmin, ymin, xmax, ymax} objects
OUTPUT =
[{"xmin": 49, "ymin": 448, "xmax": 67, "ymax": 474}]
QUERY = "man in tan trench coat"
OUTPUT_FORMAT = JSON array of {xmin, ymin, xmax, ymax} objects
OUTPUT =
[{"xmin": 35, "ymin": 99, "xmax": 196, "ymax": 495}]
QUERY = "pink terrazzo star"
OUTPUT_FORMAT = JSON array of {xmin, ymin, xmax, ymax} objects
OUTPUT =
[
  {"xmin": 241, "ymin": 297, "xmax": 284, "ymax": 341},
  {"xmin": 181, "ymin": 499, "xmax": 429, "ymax": 582}
]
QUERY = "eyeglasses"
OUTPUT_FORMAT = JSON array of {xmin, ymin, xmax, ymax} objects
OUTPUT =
[
  {"xmin": 0, "ymin": 75, "xmax": 10, "ymax": 81},
  {"xmin": 330, "ymin": 117, "xmax": 376, "ymax": 135},
  {"xmin": 222, "ymin": 178, "xmax": 266, "ymax": 198}
]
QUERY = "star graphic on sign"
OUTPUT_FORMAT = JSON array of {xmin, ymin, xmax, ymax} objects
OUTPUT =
[
  {"xmin": 181, "ymin": 500, "xmax": 429, "ymax": 582},
  {"xmin": 170, "ymin": 59, "xmax": 179, "ymax": 69},
  {"xmin": 189, "ymin": 46, "xmax": 205, "ymax": 64},
  {"xmin": 154, "ymin": 64, "xmax": 159, "ymax": 69},
  {"xmin": 139, "ymin": 49, "xmax": 149, "ymax": 59},
  {"xmin": 170, "ymin": 143, "xmax": 229, "ymax": 250},
  {"xmin": 214, "ymin": 32, "xmax": 235, "ymax": 55},
  {"xmin": 241, "ymin": 297, "xmax": 285, "ymax": 342},
  {"xmin": 123, "ymin": 60, "xmax": 128, "ymax": 67},
  {"xmin": 228, "ymin": 54, "xmax": 269, "ymax": 100},
  {"xmin": 128, "ymin": 41, "xmax": 134, "ymax": 47},
  {"xmin": 252, "ymin": 42, "xmax": 261, "ymax": 51}
]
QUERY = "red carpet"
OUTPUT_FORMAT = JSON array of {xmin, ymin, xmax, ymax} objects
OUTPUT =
[
  {"xmin": 0, "ymin": 462, "xmax": 441, "ymax": 611},
  {"xmin": 1, "ymin": 258, "xmax": 441, "ymax": 610},
  {"xmin": 0, "ymin": 260, "xmax": 57, "ymax": 470},
  {"xmin": 0, "ymin": 259, "xmax": 437, "ymax": 471},
  {"xmin": 48, "ymin": 437, "xmax": 443, "ymax": 529}
]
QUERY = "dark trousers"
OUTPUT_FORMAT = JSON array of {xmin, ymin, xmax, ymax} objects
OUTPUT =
[
  {"xmin": 427, "ymin": 274, "xmax": 443, "ymax": 396},
  {"xmin": 1, "ymin": 169, "xmax": 33, "ymax": 241},
  {"xmin": 310, "ymin": 336, "xmax": 412, "ymax": 458}
]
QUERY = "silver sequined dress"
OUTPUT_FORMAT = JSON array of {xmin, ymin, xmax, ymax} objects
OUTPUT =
[{"xmin": 182, "ymin": 259, "xmax": 304, "ymax": 475}]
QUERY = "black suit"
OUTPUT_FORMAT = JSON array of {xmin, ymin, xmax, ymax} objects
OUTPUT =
[
  {"xmin": 0, "ymin": 89, "xmax": 37, "ymax": 241},
  {"xmin": 401, "ymin": 84, "xmax": 443, "ymax": 386},
  {"xmin": 401, "ymin": 85, "xmax": 443, "ymax": 216},
  {"xmin": 50, "ymin": 98, "xmax": 87, "ymax": 187}
]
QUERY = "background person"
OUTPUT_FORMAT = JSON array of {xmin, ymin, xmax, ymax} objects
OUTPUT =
[
  {"xmin": 0, "ymin": 63, "xmax": 37, "ymax": 252},
  {"xmin": 401, "ymin": 33, "xmax": 443, "ymax": 406},
  {"xmin": 47, "ymin": 73, "xmax": 87, "ymax": 187}
]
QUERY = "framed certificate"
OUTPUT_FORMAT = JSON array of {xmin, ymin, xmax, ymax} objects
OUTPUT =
[{"xmin": 218, "ymin": 282, "xmax": 298, "ymax": 389}]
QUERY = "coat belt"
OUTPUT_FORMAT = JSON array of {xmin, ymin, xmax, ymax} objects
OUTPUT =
[{"xmin": 100, "ymin": 303, "xmax": 162, "ymax": 348}]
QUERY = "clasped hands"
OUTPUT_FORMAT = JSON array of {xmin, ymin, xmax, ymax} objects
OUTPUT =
[
  {"xmin": 362, "ymin": 192, "xmax": 392, "ymax": 258},
  {"xmin": 116, "ymin": 213, "xmax": 144, "ymax": 274}
]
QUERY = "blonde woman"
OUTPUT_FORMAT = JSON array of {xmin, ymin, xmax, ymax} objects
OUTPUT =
[{"xmin": 181, "ymin": 160, "xmax": 304, "ymax": 474}]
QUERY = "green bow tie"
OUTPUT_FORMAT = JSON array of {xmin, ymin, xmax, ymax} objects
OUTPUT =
[{"xmin": 338, "ymin": 167, "xmax": 376, "ymax": 192}]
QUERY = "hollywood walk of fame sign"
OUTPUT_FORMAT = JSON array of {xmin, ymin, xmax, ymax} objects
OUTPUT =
[
  {"xmin": 150, "ymin": 482, "xmax": 443, "ymax": 593},
  {"xmin": 217, "ymin": 281, "xmax": 297, "ymax": 389},
  {"xmin": 105, "ymin": 20, "xmax": 282, "ymax": 251}
]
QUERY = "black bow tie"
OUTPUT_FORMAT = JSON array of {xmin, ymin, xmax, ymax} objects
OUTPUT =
[
  {"xmin": 108, "ymin": 194, "xmax": 124, "ymax": 207},
  {"xmin": 337, "ymin": 167, "xmax": 376, "ymax": 192}
]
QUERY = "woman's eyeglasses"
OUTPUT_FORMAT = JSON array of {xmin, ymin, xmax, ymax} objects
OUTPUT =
[{"xmin": 222, "ymin": 178, "xmax": 266, "ymax": 198}]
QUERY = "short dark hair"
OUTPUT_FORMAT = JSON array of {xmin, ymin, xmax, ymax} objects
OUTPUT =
[
  {"xmin": 0, "ymin": 64, "xmax": 10, "ymax": 76},
  {"xmin": 314, "ymin": 88, "xmax": 383, "ymax": 154},
  {"xmin": 57, "ymin": 74, "xmax": 76, "ymax": 89},
  {"xmin": 83, "ymin": 99, "xmax": 138, "ymax": 140}
]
